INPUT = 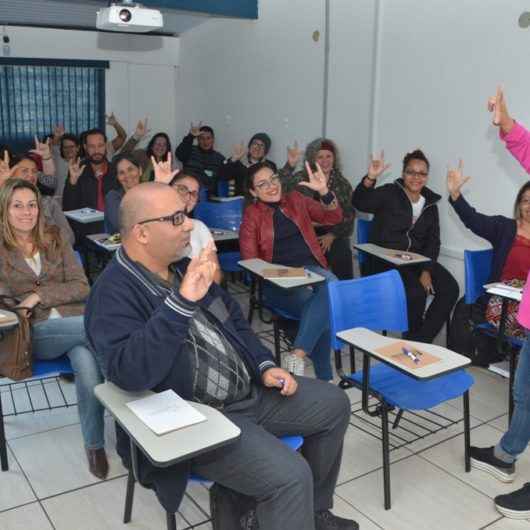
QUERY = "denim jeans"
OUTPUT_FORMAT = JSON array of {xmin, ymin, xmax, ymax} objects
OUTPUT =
[
  {"xmin": 31, "ymin": 315, "xmax": 105, "ymax": 449},
  {"xmin": 263, "ymin": 265, "xmax": 337, "ymax": 380},
  {"xmin": 495, "ymin": 332, "xmax": 530, "ymax": 463}
]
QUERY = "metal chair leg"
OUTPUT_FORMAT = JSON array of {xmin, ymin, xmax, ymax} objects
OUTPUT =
[
  {"xmin": 392, "ymin": 409, "xmax": 404, "ymax": 430},
  {"xmin": 0, "ymin": 392, "xmax": 8, "ymax": 471},
  {"xmin": 463, "ymin": 390, "xmax": 471, "ymax": 473},
  {"xmin": 381, "ymin": 403, "xmax": 391, "ymax": 510},
  {"xmin": 166, "ymin": 511, "xmax": 177, "ymax": 530},
  {"xmin": 509, "ymin": 349, "xmax": 517, "ymax": 423},
  {"xmin": 123, "ymin": 468, "xmax": 135, "ymax": 523},
  {"xmin": 273, "ymin": 318, "xmax": 282, "ymax": 365},
  {"xmin": 349, "ymin": 345, "xmax": 356, "ymax": 373}
]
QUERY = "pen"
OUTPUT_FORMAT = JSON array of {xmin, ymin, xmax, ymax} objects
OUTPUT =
[
  {"xmin": 402, "ymin": 347, "xmax": 420, "ymax": 364},
  {"xmin": 278, "ymin": 378, "xmax": 286, "ymax": 388}
]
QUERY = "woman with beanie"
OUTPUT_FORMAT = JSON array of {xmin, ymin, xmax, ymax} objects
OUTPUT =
[
  {"xmin": 219, "ymin": 132, "xmax": 277, "ymax": 197},
  {"xmin": 281, "ymin": 138, "xmax": 355, "ymax": 279}
]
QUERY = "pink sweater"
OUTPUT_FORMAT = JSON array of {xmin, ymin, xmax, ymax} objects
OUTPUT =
[{"xmin": 503, "ymin": 122, "xmax": 530, "ymax": 328}]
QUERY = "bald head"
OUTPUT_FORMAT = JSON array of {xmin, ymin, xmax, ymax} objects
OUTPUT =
[{"xmin": 119, "ymin": 182, "xmax": 180, "ymax": 238}]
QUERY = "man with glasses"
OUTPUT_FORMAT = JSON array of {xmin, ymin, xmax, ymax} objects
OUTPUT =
[
  {"xmin": 85, "ymin": 182, "xmax": 357, "ymax": 530},
  {"xmin": 219, "ymin": 132, "xmax": 277, "ymax": 197}
]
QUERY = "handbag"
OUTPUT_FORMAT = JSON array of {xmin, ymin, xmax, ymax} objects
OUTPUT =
[{"xmin": 0, "ymin": 296, "xmax": 33, "ymax": 381}]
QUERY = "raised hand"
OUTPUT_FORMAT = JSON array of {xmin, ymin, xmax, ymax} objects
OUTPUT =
[
  {"xmin": 29, "ymin": 136, "xmax": 51, "ymax": 160},
  {"xmin": 152, "ymin": 153, "xmax": 179, "ymax": 184},
  {"xmin": 367, "ymin": 150, "xmax": 391, "ymax": 180},
  {"xmin": 135, "ymin": 117, "xmax": 150, "ymax": 138},
  {"xmin": 68, "ymin": 157, "xmax": 86, "ymax": 186},
  {"xmin": 487, "ymin": 86, "xmax": 514, "ymax": 133},
  {"xmin": 179, "ymin": 243, "xmax": 217, "ymax": 302},
  {"xmin": 52, "ymin": 124, "xmax": 65, "ymax": 144},
  {"xmin": 231, "ymin": 142, "xmax": 246, "ymax": 161},
  {"xmin": 0, "ymin": 150, "xmax": 12, "ymax": 186},
  {"xmin": 447, "ymin": 159, "xmax": 470, "ymax": 200},
  {"xmin": 286, "ymin": 141, "xmax": 302, "ymax": 168},
  {"xmin": 105, "ymin": 112, "xmax": 118, "ymax": 127},
  {"xmin": 300, "ymin": 161, "xmax": 329, "ymax": 196},
  {"xmin": 190, "ymin": 121, "xmax": 203, "ymax": 137}
]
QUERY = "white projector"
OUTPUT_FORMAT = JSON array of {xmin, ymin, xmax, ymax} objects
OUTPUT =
[{"xmin": 96, "ymin": 3, "xmax": 163, "ymax": 33}]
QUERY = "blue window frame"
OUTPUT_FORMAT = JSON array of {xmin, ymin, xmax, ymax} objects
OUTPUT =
[{"xmin": 0, "ymin": 58, "xmax": 108, "ymax": 152}]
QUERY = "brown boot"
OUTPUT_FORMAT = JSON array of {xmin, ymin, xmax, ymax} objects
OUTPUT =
[{"xmin": 86, "ymin": 448, "xmax": 109, "ymax": 480}]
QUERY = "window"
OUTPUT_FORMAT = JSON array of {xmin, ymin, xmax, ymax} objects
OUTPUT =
[{"xmin": 0, "ymin": 58, "xmax": 108, "ymax": 152}]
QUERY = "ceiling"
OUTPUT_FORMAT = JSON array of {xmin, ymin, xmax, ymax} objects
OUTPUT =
[{"xmin": 0, "ymin": 0, "xmax": 258, "ymax": 36}]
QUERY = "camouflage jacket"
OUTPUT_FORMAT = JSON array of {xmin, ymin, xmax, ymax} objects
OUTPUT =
[{"xmin": 280, "ymin": 164, "xmax": 355, "ymax": 238}]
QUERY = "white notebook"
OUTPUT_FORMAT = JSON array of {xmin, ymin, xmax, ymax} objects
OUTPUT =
[{"xmin": 126, "ymin": 390, "xmax": 207, "ymax": 436}]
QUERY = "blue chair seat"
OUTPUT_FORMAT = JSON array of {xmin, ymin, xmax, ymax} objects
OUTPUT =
[
  {"xmin": 347, "ymin": 364, "xmax": 474, "ymax": 411},
  {"xmin": 218, "ymin": 251, "xmax": 242, "ymax": 273},
  {"xmin": 475, "ymin": 322, "xmax": 524, "ymax": 349},
  {"xmin": 31, "ymin": 356, "xmax": 73, "ymax": 378}
]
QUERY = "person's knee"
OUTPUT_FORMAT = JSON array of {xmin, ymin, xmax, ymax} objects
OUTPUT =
[
  {"xmin": 318, "ymin": 381, "xmax": 351, "ymax": 428},
  {"xmin": 68, "ymin": 346, "xmax": 103, "ymax": 385}
]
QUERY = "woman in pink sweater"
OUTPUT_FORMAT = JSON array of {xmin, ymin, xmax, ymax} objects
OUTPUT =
[{"xmin": 470, "ymin": 88, "xmax": 530, "ymax": 520}]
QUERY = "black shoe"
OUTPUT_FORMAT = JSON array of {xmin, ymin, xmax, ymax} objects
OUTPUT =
[
  {"xmin": 495, "ymin": 483, "xmax": 530, "ymax": 519},
  {"xmin": 470, "ymin": 446, "xmax": 515, "ymax": 483},
  {"xmin": 315, "ymin": 510, "xmax": 359, "ymax": 530}
]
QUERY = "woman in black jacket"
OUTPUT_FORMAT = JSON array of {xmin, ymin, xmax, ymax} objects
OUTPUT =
[{"xmin": 352, "ymin": 149, "xmax": 459, "ymax": 343}]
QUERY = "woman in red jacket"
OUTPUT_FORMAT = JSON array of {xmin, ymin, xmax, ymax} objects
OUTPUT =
[{"xmin": 240, "ymin": 161, "xmax": 343, "ymax": 379}]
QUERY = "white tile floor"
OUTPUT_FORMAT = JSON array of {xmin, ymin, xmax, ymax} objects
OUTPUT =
[{"xmin": 0, "ymin": 283, "xmax": 528, "ymax": 530}]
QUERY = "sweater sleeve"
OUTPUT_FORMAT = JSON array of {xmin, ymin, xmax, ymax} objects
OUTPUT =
[
  {"xmin": 301, "ymin": 191, "xmax": 343, "ymax": 225},
  {"xmin": 420, "ymin": 206, "xmax": 441, "ymax": 271},
  {"xmin": 449, "ymin": 194, "xmax": 508, "ymax": 245},
  {"xmin": 239, "ymin": 206, "xmax": 260, "ymax": 260},
  {"xmin": 352, "ymin": 176, "xmax": 389, "ymax": 213},
  {"xmin": 175, "ymin": 134, "xmax": 194, "ymax": 165},
  {"xmin": 500, "ymin": 121, "xmax": 530, "ymax": 174},
  {"xmin": 62, "ymin": 175, "xmax": 82, "ymax": 211}
]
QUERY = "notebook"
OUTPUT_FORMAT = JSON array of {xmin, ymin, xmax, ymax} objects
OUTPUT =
[{"xmin": 126, "ymin": 390, "xmax": 207, "ymax": 436}]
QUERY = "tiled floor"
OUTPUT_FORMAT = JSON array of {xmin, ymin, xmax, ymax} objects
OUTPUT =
[{"xmin": 0, "ymin": 283, "xmax": 527, "ymax": 529}]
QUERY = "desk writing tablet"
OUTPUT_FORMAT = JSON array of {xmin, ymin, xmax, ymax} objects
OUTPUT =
[{"xmin": 354, "ymin": 243, "xmax": 430, "ymax": 266}]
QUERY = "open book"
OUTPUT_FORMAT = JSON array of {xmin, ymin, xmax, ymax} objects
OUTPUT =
[{"xmin": 126, "ymin": 390, "xmax": 207, "ymax": 436}]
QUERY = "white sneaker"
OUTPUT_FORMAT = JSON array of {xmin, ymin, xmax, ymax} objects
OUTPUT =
[{"xmin": 283, "ymin": 353, "xmax": 305, "ymax": 376}]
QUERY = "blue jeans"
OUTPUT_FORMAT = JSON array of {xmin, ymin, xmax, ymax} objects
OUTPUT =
[
  {"xmin": 495, "ymin": 333, "xmax": 530, "ymax": 463},
  {"xmin": 263, "ymin": 265, "xmax": 337, "ymax": 380},
  {"xmin": 31, "ymin": 315, "xmax": 105, "ymax": 449}
]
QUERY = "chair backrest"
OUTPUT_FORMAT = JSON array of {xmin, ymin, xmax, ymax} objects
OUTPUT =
[
  {"xmin": 464, "ymin": 248, "xmax": 493, "ymax": 304},
  {"xmin": 356, "ymin": 218, "xmax": 373, "ymax": 265},
  {"xmin": 217, "ymin": 180, "xmax": 230, "ymax": 197},
  {"xmin": 194, "ymin": 198, "xmax": 244, "ymax": 231},
  {"xmin": 327, "ymin": 269, "xmax": 408, "ymax": 350},
  {"xmin": 199, "ymin": 187, "xmax": 209, "ymax": 203}
]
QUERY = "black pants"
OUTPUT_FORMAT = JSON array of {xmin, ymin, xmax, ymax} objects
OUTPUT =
[
  {"xmin": 371, "ymin": 259, "xmax": 459, "ymax": 343},
  {"xmin": 325, "ymin": 236, "xmax": 354, "ymax": 280}
]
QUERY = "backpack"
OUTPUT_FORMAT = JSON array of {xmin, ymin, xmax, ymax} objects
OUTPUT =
[
  {"xmin": 448, "ymin": 296, "xmax": 502, "ymax": 366},
  {"xmin": 210, "ymin": 483, "xmax": 259, "ymax": 530}
]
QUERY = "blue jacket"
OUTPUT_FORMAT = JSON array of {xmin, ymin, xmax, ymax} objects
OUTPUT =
[
  {"xmin": 84, "ymin": 247, "xmax": 275, "ymax": 511},
  {"xmin": 449, "ymin": 195, "xmax": 516, "ymax": 283}
]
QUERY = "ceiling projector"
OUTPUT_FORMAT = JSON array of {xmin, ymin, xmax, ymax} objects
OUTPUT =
[{"xmin": 96, "ymin": 3, "xmax": 163, "ymax": 33}]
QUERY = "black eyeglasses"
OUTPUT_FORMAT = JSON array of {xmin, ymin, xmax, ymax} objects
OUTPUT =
[
  {"xmin": 137, "ymin": 209, "xmax": 187, "ymax": 227},
  {"xmin": 255, "ymin": 174, "xmax": 280, "ymax": 191},
  {"xmin": 174, "ymin": 184, "xmax": 200, "ymax": 201},
  {"xmin": 404, "ymin": 170, "xmax": 428, "ymax": 178}
]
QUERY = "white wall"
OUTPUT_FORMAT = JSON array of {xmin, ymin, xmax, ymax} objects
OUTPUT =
[
  {"xmin": 4, "ymin": 26, "xmax": 181, "ymax": 149},
  {"xmin": 177, "ymin": 0, "xmax": 326, "ymax": 163}
]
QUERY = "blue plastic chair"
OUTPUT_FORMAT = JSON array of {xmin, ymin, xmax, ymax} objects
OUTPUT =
[
  {"xmin": 356, "ymin": 218, "xmax": 373, "ymax": 276},
  {"xmin": 199, "ymin": 187, "xmax": 209, "ymax": 203},
  {"xmin": 217, "ymin": 180, "xmax": 230, "ymax": 198},
  {"xmin": 327, "ymin": 270, "xmax": 474, "ymax": 509},
  {"xmin": 464, "ymin": 249, "xmax": 493, "ymax": 304}
]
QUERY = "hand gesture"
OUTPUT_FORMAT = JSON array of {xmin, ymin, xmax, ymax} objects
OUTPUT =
[
  {"xmin": 179, "ymin": 242, "xmax": 217, "ymax": 302},
  {"xmin": 105, "ymin": 112, "xmax": 118, "ymax": 127},
  {"xmin": 447, "ymin": 159, "xmax": 470, "ymax": 200},
  {"xmin": 261, "ymin": 367, "xmax": 298, "ymax": 396},
  {"xmin": 0, "ymin": 150, "xmax": 13, "ymax": 186},
  {"xmin": 190, "ymin": 121, "xmax": 203, "ymax": 137},
  {"xmin": 68, "ymin": 157, "xmax": 86, "ymax": 186},
  {"xmin": 299, "ymin": 161, "xmax": 329, "ymax": 196},
  {"xmin": 487, "ymin": 86, "xmax": 513, "ymax": 133},
  {"xmin": 231, "ymin": 142, "xmax": 246, "ymax": 161},
  {"xmin": 53, "ymin": 123, "xmax": 65, "ymax": 143},
  {"xmin": 29, "ymin": 136, "xmax": 51, "ymax": 160},
  {"xmin": 367, "ymin": 150, "xmax": 391, "ymax": 180},
  {"xmin": 152, "ymin": 153, "xmax": 179, "ymax": 184},
  {"xmin": 318, "ymin": 233, "xmax": 335, "ymax": 254},
  {"xmin": 135, "ymin": 117, "xmax": 150, "ymax": 138},
  {"xmin": 286, "ymin": 141, "xmax": 302, "ymax": 168}
]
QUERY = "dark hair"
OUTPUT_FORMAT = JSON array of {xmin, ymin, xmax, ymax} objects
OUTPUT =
[
  {"xmin": 10, "ymin": 153, "xmax": 38, "ymax": 169},
  {"xmin": 113, "ymin": 153, "xmax": 142, "ymax": 171},
  {"xmin": 169, "ymin": 172, "xmax": 201, "ymax": 188},
  {"xmin": 402, "ymin": 149, "xmax": 430, "ymax": 173},
  {"xmin": 199, "ymin": 125, "xmax": 214, "ymax": 137},
  {"xmin": 247, "ymin": 160, "xmax": 277, "ymax": 190},
  {"xmin": 82, "ymin": 128, "xmax": 107, "ymax": 144},
  {"xmin": 60, "ymin": 133, "xmax": 80, "ymax": 158},
  {"xmin": 514, "ymin": 181, "xmax": 530, "ymax": 219},
  {"xmin": 146, "ymin": 132, "xmax": 171, "ymax": 162}
]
